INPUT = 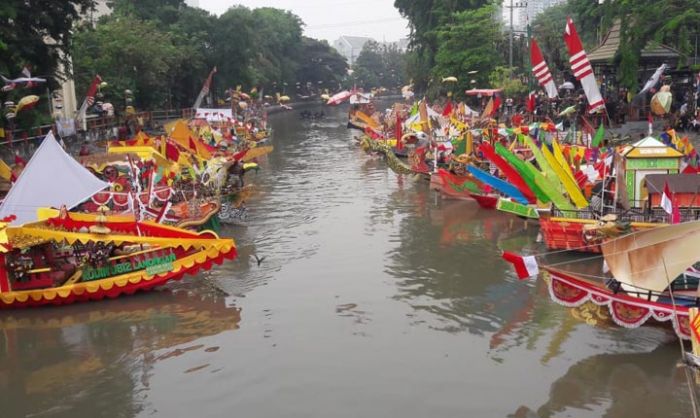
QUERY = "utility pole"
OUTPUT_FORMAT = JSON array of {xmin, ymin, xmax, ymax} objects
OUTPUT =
[{"xmin": 506, "ymin": 1, "xmax": 528, "ymax": 68}]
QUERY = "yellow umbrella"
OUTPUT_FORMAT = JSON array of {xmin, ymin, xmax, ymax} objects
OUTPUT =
[{"xmin": 442, "ymin": 76, "xmax": 458, "ymax": 83}]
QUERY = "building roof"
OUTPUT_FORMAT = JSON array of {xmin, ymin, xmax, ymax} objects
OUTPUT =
[
  {"xmin": 588, "ymin": 21, "xmax": 680, "ymax": 64},
  {"xmin": 338, "ymin": 36, "xmax": 373, "ymax": 50},
  {"xmin": 645, "ymin": 174, "xmax": 700, "ymax": 194},
  {"xmin": 622, "ymin": 136, "xmax": 684, "ymax": 158}
]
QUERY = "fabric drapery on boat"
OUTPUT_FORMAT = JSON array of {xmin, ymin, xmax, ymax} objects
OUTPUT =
[
  {"xmin": 602, "ymin": 220, "xmax": 700, "ymax": 292},
  {"xmin": 0, "ymin": 132, "xmax": 108, "ymax": 225}
]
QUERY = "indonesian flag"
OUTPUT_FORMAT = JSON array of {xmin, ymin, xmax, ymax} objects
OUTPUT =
[
  {"xmin": 660, "ymin": 181, "xmax": 674, "ymax": 215},
  {"xmin": 648, "ymin": 112, "xmax": 654, "ymax": 135},
  {"xmin": 530, "ymin": 38, "xmax": 558, "ymax": 99},
  {"xmin": 660, "ymin": 180, "xmax": 680, "ymax": 225},
  {"xmin": 563, "ymin": 18, "xmax": 604, "ymax": 113},
  {"xmin": 502, "ymin": 251, "xmax": 540, "ymax": 280}
]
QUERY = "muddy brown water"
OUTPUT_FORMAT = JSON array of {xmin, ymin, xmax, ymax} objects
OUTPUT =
[{"xmin": 0, "ymin": 104, "xmax": 694, "ymax": 418}]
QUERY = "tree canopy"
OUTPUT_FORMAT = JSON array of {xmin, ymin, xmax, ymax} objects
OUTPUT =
[
  {"xmin": 0, "ymin": 0, "xmax": 95, "ymax": 86},
  {"xmin": 71, "ymin": 1, "xmax": 352, "ymax": 109}
]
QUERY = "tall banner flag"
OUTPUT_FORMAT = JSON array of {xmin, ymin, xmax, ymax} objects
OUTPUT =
[
  {"xmin": 78, "ymin": 75, "xmax": 102, "ymax": 130},
  {"xmin": 563, "ymin": 18, "xmax": 605, "ymax": 113},
  {"xmin": 530, "ymin": 38, "xmax": 558, "ymax": 99},
  {"xmin": 193, "ymin": 67, "xmax": 217, "ymax": 109}
]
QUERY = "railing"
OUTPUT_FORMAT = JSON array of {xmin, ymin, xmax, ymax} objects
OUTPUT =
[
  {"xmin": 552, "ymin": 206, "xmax": 700, "ymax": 223},
  {"xmin": 1, "ymin": 107, "xmax": 195, "ymax": 147}
]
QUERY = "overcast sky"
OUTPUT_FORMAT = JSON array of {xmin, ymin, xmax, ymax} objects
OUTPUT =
[{"xmin": 197, "ymin": 0, "xmax": 410, "ymax": 43}]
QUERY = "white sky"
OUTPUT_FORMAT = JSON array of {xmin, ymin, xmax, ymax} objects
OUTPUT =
[{"xmin": 197, "ymin": 0, "xmax": 410, "ymax": 43}]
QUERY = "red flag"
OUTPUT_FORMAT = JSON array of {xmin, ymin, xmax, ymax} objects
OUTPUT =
[
  {"xmin": 492, "ymin": 96, "xmax": 501, "ymax": 116},
  {"xmin": 526, "ymin": 91, "xmax": 536, "ymax": 113},
  {"xmin": 14, "ymin": 153, "xmax": 26, "ymax": 166},
  {"xmin": 512, "ymin": 113, "xmax": 524, "ymax": 127},
  {"xmin": 165, "ymin": 141, "xmax": 180, "ymax": 162},
  {"xmin": 502, "ymin": 251, "xmax": 539, "ymax": 280},
  {"xmin": 647, "ymin": 112, "xmax": 654, "ymax": 135},
  {"xmin": 442, "ymin": 100, "xmax": 453, "ymax": 117},
  {"xmin": 395, "ymin": 114, "xmax": 403, "ymax": 151}
]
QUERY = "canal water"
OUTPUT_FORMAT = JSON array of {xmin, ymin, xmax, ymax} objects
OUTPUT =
[{"xmin": 0, "ymin": 104, "xmax": 694, "ymax": 418}]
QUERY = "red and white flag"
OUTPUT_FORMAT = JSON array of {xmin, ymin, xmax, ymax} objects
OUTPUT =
[
  {"xmin": 502, "ymin": 251, "xmax": 540, "ymax": 280},
  {"xmin": 530, "ymin": 38, "xmax": 558, "ymax": 99},
  {"xmin": 563, "ymin": 18, "xmax": 604, "ymax": 113},
  {"xmin": 78, "ymin": 75, "xmax": 102, "ymax": 128},
  {"xmin": 660, "ymin": 182, "xmax": 673, "ymax": 215},
  {"xmin": 647, "ymin": 112, "xmax": 654, "ymax": 136}
]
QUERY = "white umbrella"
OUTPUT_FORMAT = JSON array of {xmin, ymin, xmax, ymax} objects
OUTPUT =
[
  {"xmin": 327, "ymin": 90, "xmax": 352, "ymax": 105},
  {"xmin": 559, "ymin": 82, "xmax": 575, "ymax": 90}
]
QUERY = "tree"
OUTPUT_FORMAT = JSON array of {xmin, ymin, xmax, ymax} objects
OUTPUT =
[
  {"xmin": 352, "ymin": 41, "xmax": 408, "ymax": 89},
  {"xmin": 488, "ymin": 66, "xmax": 527, "ymax": 98},
  {"xmin": 394, "ymin": 0, "xmax": 493, "ymax": 91},
  {"xmin": 296, "ymin": 37, "xmax": 348, "ymax": 92},
  {"xmin": 247, "ymin": 8, "xmax": 303, "ymax": 90},
  {"xmin": 72, "ymin": 14, "xmax": 189, "ymax": 109},
  {"xmin": 432, "ymin": 4, "xmax": 503, "ymax": 97},
  {"xmin": 0, "ymin": 0, "xmax": 95, "ymax": 85}
]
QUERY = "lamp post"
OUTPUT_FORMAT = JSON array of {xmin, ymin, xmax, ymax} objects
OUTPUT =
[{"xmin": 506, "ymin": 0, "xmax": 528, "ymax": 69}]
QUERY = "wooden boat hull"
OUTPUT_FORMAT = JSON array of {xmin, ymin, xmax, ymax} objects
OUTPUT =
[
  {"xmin": 539, "ymin": 217, "xmax": 660, "ymax": 253},
  {"xmin": 0, "ymin": 212, "xmax": 237, "ymax": 309},
  {"xmin": 544, "ymin": 267, "xmax": 691, "ymax": 339},
  {"xmin": 469, "ymin": 193, "xmax": 499, "ymax": 209}
]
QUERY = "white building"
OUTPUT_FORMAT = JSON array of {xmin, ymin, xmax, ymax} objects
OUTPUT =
[
  {"xmin": 333, "ymin": 36, "xmax": 373, "ymax": 66},
  {"xmin": 53, "ymin": 0, "xmax": 111, "ymax": 121},
  {"xmin": 503, "ymin": 0, "xmax": 567, "ymax": 32}
]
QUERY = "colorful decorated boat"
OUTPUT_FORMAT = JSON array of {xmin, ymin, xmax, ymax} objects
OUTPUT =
[
  {"xmin": 0, "ymin": 208, "xmax": 236, "ymax": 308},
  {"xmin": 510, "ymin": 220, "xmax": 700, "ymax": 340}
]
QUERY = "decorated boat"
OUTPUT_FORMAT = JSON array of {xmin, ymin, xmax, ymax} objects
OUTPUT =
[
  {"xmin": 506, "ymin": 220, "xmax": 700, "ymax": 339},
  {"xmin": 0, "ymin": 208, "xmax": 236, "ymax": 308}
]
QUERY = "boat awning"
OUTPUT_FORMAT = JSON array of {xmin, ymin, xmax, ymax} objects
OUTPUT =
[
  {"xmin": 0, "ymin": 132, "xmax": 108, "ymax": 225},
  {"xmin": 644, "ymin": 174, "xmax": 700, "ymax": 195},
  {"xmin": 602, "ymin": 220, "xmax": 700, "ymax": 292},
  {"xmin": 195, "ymin": 108, "xmax": 232, "ymax": 122},
  {"xmin": 621, "ymin": 136, "xmax": 683, "ymax": 158}
]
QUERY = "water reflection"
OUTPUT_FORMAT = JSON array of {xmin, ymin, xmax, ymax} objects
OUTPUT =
[
  {"xmin": 385, "ymin": 198, "xmax": 539, "ymax": 334},
  {"xmin": 512, "ymin": 344, "xmax": 693, "ymax": 418},
  {"xmin": 0, "ymin": 285, "xmax": 241, "ymax": 418}
]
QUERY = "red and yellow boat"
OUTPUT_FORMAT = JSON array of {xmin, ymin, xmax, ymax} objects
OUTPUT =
[{"xmin": 0, "ymin": 209, "xmax": 236, "ymax": 308}]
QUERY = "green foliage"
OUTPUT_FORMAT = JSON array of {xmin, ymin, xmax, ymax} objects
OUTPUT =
[
  {"xmin": 72, "ymin": 14, "xmax": 189, "ymax": 109},
  {"xmin": 432, "ymin": 4, "xmax": 503, "ymax": 97},
  {"xmin": 394, "ymin": 0, "xmax": 493, "ymax": 91},
  {"xmin": 556, "ymin": 0, "xmax": 700, "ymax": 90},
  {"xmin": 488, "ymin": 66, "xmax": 527, "ymax": 97},
  {"xmin": 352, "ymin": 41, "xmax": 407, "ymax": 89},
  {"xmin": 0, "ymin": 0, "xmax": 95, "ymax": 86},
  {"xmin": 296, "ymin": 37, "xmax": 348, "ymax": 90},
  {"xmin": 73, "ymin": 1, "xmax": 350, "ymax": 108}
]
